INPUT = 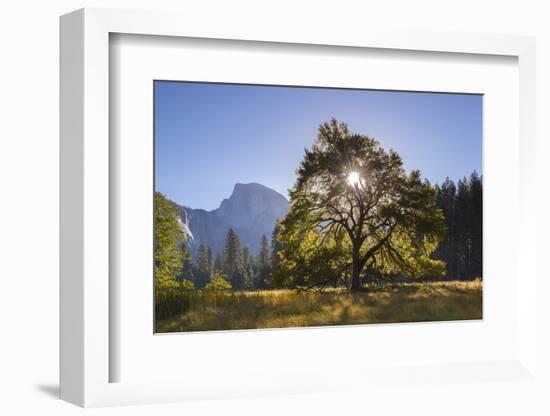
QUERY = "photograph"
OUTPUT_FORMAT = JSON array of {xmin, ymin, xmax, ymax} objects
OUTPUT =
[{"xmin": 153, "ymin": 81, "xmax": 483, "ymax": 333}]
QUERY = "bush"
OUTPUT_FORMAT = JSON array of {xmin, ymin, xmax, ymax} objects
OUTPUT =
[
  {"xmin": 179, "ymin": 278, "xmax": 195, "ymax": 290},
  {"xmin": 204, "ymin": 276, "xmax": 232, "ymax": 290}
]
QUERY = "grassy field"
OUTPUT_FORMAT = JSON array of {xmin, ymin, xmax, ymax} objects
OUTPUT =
[{"xmin": 155, "ymin": 280, "xmax": 482, "ymax": 333}]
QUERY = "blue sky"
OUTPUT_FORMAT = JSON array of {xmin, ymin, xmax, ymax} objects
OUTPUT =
[{"xmin": 155, "ymin": 81, "xmax": 482, "ymax": 210}]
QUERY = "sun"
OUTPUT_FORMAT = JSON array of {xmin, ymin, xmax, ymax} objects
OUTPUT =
[{"xmin": 347, "ymin": 171, "xmax": 361, "ymax": 186}]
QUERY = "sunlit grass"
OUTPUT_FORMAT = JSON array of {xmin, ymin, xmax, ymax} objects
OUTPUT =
[{"xmin": 155, "ymin": 280, "xmax": 482, "ymax": 333}]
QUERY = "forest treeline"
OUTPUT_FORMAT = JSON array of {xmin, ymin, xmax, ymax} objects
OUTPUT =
[
  {"xmin": 433, "ymin": 172, "xmax": 482, "ymax": 281},
  {"xmin": 155, "ymin": 191, "xmax": 274, "ymax": 289},
  {"xmin": 184, "ymin": 229, "xmax": 275, "ymax": 290},
  {"xmin": 155, "ymin": 171, "xmax": 482, "ymax": 290}
]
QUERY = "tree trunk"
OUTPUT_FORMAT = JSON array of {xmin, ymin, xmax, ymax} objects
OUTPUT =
[{"xmin": 350, "ymin": 245, "xmax": 362, "ymax": 291}]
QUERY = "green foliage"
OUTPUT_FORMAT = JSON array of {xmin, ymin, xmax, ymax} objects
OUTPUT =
[
  {"xmin": 272, "ymin": 223, "xmax": 352, "ymax": 290},
  {"xmin": 270, "ymin": 223, "xmax": 283, "ymax": 273},
  {"xmin": 274, "ymin": 119, "xmax": 446, "ymax": 291},
  {"xmin": 206, "ymin": 246, "xmax": 214, "ymax": 275},
  {"xmin": 241, "ymin": 246, "xmax": 256, "ymax": 289},
  {"xmin": 434, "ymin": 172, "xmax": 482, "ymax": 280},
  {"xmin": 223, "ymin": 228, "xmax": 244, "ymax": 288},
  {"xmin": 256, "ymin": 234, "xmax": 272, "ymax": 288},
  {"xmin": 179, "ymin": 278, "xmax": 195, "ymax": 290},
  {"xmin": 194, "ymin": 243, "xmax": 212, "ymax": 287},
  {"xmin": 196, "ymin": 244, "xmax": 209, "ymax": 274},
  {"xmin": 369, "ymin": 228, "xmax": 446, "ymax": 279},
  {"xmin": 204, "ymin": 272, "xmax": 232, "ymax": 290},
  {"xmin": 214, "ymin": 252, "xmax": 224, "ymax": 272},
  {"xmin": 154, "ymin": 192, "xmax": 190, "ymax": 287}
]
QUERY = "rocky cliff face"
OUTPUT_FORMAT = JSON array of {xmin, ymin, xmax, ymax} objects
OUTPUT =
[{"xmin": 174, "ymin": 183, "xmax": 289, "ymax": 256}]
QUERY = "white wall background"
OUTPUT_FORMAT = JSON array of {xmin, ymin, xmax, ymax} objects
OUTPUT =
[{"xmin": 0, "ymin": 1, "xmax": 548, "ymax": 415}]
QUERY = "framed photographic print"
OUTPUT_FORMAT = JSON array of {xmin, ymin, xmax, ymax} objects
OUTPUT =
[{"xmin": 60, "ymin": 8, "xmax": 539, "ymax": 408}]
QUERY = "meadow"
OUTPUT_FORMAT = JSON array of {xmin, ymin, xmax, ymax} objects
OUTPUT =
[{"xmin": 155, "ymin": 280, "xmax": 482, "ymax": 333}]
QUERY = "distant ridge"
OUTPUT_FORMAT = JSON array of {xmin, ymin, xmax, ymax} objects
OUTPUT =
[{"xmin": 174, "ymin": 183, "xmax": 289, "ymax": 256}]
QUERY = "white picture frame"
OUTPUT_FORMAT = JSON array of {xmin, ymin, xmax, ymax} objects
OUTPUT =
[{"xmin": 60, "ymin": 7, "xmax": 538, "ymax": 408}]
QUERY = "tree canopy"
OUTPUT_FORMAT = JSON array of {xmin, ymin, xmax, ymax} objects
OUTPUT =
[
  {"xmin": 272, "ymin": 119, "xmax": 446, "ymax": 291},
  {"xmin": 154, "ymin": 192, "xmax": 191, "ymax": 287}
]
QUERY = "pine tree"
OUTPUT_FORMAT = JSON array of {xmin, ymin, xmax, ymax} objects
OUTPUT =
[
  {"xmin": 241, "ymin": 246, "xmax": 255, "ymax": 289},
  {"xmin": 434, "ymin": 178, "xmax": 457, "ymax": 280},
  {"xmin": 469, "ymin": 171, "xmax": 483, "ymax": 279},
  {"xmin": 214, "ymin": 252, "xmax": 223, "ymax": 272},
  {"xmin": 270, "ymin": 223, "xmax": 282, "ymax": 273},
  {"xmin": 179, "ymin": 243, "xmax": 194, "ymax": 283},
  {"xmin": 206, "ymin": 246, "xmax": 214, "ymax": 277},
  {"xmin": 434, "ymin": 172, "xmax": 483, "ymax": 281},
  {"xmin": 456, "ymin": 177, "xmax": 472, "ymax": 280},
  {"xmin": 223, "ymin": 228, "xmax": 244, "ymax": 289},
  {"xmin": 195, "ymin": 244, "xmax": 211, "ymax": 287},
  {"xmin": 257, "ymin": 234, "xmax": 271, "ymax": 288},
  {"xmin": 242, "ymin": 245, "xmax": 250, "ymax": 267}
]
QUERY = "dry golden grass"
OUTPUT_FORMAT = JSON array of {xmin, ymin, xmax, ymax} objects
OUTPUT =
[{"xmin": 155, "ymin": 280, "xmax": 482, "ymax": 333}]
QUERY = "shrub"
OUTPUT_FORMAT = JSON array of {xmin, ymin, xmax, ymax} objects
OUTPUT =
[
  {"xmin": 179, "ymin": 278, "xmax": 195, "ymax": 290},
  {"xmin": 204, "ymin": 274, "xmax": 232, "ymax": 290}
]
